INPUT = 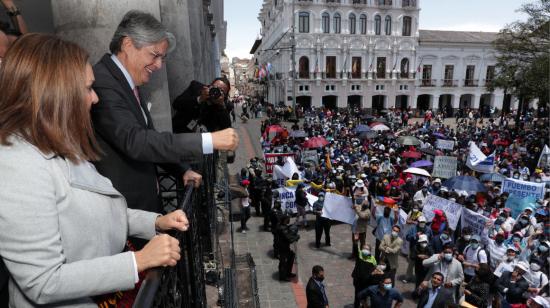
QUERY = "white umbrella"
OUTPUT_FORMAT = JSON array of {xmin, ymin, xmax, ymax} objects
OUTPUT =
[
  {"xmin": 371, "ymin": 124, "xmax": 390, "ymax": 131},
  {"xmin": 404, "ymin": 167, "xmax": 431, "ymax": 177}
]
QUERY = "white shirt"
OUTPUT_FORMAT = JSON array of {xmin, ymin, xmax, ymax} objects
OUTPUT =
[
  {"xmin": 110, "ymin": 54, "xmax": 213, "ymax": 154},
  {"xmin": 493, "ymin": 258, "xmax": 517, "ymax": 278},
  {"xmin": 463, "ymin": 245, "xmax": 488, "ymax": 276}
]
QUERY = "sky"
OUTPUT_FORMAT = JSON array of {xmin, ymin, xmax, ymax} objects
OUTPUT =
[{"xmin": 224, "ymin": 0, "xmax": 530, "ymax": 60}]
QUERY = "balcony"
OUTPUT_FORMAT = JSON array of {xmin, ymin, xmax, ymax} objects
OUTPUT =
[
  {"xmin": 401, "ymin": 0, "xmax": 416, "ymax": 9},
  {"xmin": 297, "ymin": 72, "xmax": 315, "ymax": 80},
  {"xmin": 351, "ymin": 0, "xmax": 367, "ymax": 5},
  {"xmin": 296, "ymin": 0, "xmax": 313, "ymax": 5},
  {"xmin": 420, "ymin": 79, "xmax": 436, "ymax": 87},
  {"xmin": 375, "ymin": 0, "xmax": 393, "ymax": 9},
  {"xmin": 326, "ymin": 0, "xmax": 341, "ymax": 6},
  {"xmin": 484, "ymin": 79, "xmax": 493, "ymax": 87},
  {"xmin": 464, "ymin": 79, "xmax": 479, "ymax": 87},
  {"xmin": 441, "ymin": 79, "xmax": 458, "ymax": 87}
]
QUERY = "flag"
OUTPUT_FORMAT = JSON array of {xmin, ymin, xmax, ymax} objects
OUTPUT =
[
  {"xmin": 538, "ymin": 144, "xmax": 550, "ymax": 168},
  {"xmin": 466, "ymin": 142, "xmax": 495, "ymax": 173},
  {"xmin": 416, "ymin": 57, "xmax": 423, "ymax": 73}
]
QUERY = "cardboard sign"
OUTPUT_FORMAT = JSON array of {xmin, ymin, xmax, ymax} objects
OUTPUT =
[
  {"xmin": 301, "ymin": 150, "xmax": 319, "ymax": 165},
  {"xmin": 461, "ymin": 208, "xmax": 490, "ymax": 237},
  {"xmin": 264, "ymin": 152, "xmax": 296, "ymax": 174},
  {"xmin": 501, "ymin": 178, "xmax": 545, "ymax": 200},
  {"xmin": 322, "ymin": 192, "xmax": 355, "ymax": 225},
  {"xmin": 436, "ymin": 139, "xmax": 455, "ymax": 150},
  {"xmin": 422, "ymin": 195, "xmax": 463, "ymax": 230},
  {"xmin": 432, "ymin": 156, "xmax": 458, "ymax": 179}
]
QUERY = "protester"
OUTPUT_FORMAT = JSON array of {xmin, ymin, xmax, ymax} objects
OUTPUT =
[
  {"xmin": 352, "ymin": 243, "xmax": 377, "ymax": 308},
  {"xmin": 357, "ymin": 275, "xmax": 404, "ymax": 308},
  {"xmin": 415, "ymin": 272, "xmax": 455, "ymax": 308}
]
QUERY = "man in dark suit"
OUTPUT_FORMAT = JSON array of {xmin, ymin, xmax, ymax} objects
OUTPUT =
[
  {"xmin": 172, "ymin": 78, "xmax": 232, "ymax": 134},
  {"xmin": 91, "ymin": 10, "xmax": 239, "ymax": 215},
  {"xmin": 416, "ymin": 272, "xmax": 455, "ymax": 308},
  {"xmin": 306, "ymin": 265, "xmax": 329, "ymax": 308}
]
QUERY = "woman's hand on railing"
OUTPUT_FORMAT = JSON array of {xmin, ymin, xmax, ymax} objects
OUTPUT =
[
  {"xmin": 155, "ymin": 210, "xmax": 190, "ymax": 232},
  {"xmin": 134, "ymin": 234, "xmax": 181, "ymax": 272}
]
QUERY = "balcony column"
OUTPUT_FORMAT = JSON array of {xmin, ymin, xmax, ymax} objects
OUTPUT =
[
  {"xmin": 432, "ymin": 94, "xmax": 440, "ymax": 111},
  {"xmin": 472, "ymin": 93, "xmax": 481, "ymax": 110}
]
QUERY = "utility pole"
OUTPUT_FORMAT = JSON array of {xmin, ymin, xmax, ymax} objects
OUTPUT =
[{"xmin": 290, "ymin": 0, "xmax": 297, "ymax": 120}]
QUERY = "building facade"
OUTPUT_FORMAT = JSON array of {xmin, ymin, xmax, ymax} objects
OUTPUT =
[{"xmin": 255, "ymin": 0, "xmax": 514, "ymax": 114}]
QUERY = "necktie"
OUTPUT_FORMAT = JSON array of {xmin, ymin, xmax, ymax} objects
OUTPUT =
[{"xmin": 133, "ymin": 87, "xmax": 141, "ymax": 105}]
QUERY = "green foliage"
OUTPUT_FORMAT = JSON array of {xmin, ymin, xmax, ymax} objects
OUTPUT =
[{"xmin": 490, "ymin": 0, "xmax": 550, "ymax": 104}]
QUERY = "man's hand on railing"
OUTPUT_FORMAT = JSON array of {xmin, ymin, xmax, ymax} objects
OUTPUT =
[
  {"xmin": 211, "ymin": 128, "xmax": 239, "ymax": 151},
  {"xmin": 183, "ymin": 170, "xmax": 202, "ymax": 188},
  {"xmin": 134, "ymin": 234, "xmax": 181, "ymax": 272},
  {"xmin": 155, "ymin": 209, "xmax": 190, "ymax": 232}
]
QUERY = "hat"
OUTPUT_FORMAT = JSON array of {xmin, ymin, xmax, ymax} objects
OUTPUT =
[
  {"xmin": 536, "ymin": 208, "xmax": 549, "ymax": 216},
  {"xmin": 470, "ymin": 235, "xmax": 481, "ymax": 242},
  {"xmin": 418, "ymin": 234, "xmax": 428, "ymax": 243},
  {"xmin": 418, "ymin": 216, "xmax": 427, "ymax": 223},
  {"xmin": 433, "ymin": 178, "xmax": 442, "ymax": 184},
  {"xmin": 434, "ymin": 209, "xmax": 443, "ymax": 216},
  {"xmin": 506, "ymin": 246, "xmax": 519, "ymax": 252},
  {"xmin": 360, "ymin": 173, "xmax": 367, "ymax": 179},
  {"xmin": 515, "ymin": 261, "xmax": 529, "ymax": 272},
  {"xmin": 531, "ymin": 296, "xmax": 550, "ymax": 308},
  {"xmin": 440, "ymin": 187, "xmax": 449, "ymax": 192},
  {"xmin": 354, "ymin": 179, "xmax": 365, "ymax": 188},
  {"xmin": 241, "ymin": 179, "xmax": 250, "ymax": 186}
]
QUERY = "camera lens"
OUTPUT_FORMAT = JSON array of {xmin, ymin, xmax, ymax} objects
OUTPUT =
[{"xmin": 209, "ymin": 87, "xmax": 222, "ymax": 99}]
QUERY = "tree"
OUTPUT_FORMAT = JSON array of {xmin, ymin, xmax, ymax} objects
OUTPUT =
[{"xmin": 490, "ymin": 0, "xmax": 550, "ymax": 107}]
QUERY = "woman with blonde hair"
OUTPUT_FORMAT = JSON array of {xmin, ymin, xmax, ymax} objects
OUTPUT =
[{"xmin": 0, "ymin": 33, "xmax": 188, "ymax": 307}]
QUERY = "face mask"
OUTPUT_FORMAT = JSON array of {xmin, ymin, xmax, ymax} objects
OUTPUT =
[
  {"xmin": 391, "ymin": 231, "xmax": 399, "ymax": 238},
  {"xmin": 530, "ymin": 263, "xmax": 541, "ymax": 272},
  {"xmin": 507, "ymin": 255, "xmax": 515, "ymax": 262},
  {"xmin": 539, "ymin": 246, "xmax": 549, "ymax": 253},
  {"xmin": 444, "ymin": 253, "xmax": 453, "ymax": 262},
  {"xmin": 470, "ymin": 243, "xmax": 479, "ymax": 249},
  {"xmin": 441, "ymin": 234, "xmax": 449, "ymax": 241},
  {"xmin": 378, "ymin": 265, "xmax": 386, "ymax": 271},
  {"xmin": 413, "ymin": 208, "xmax": 419, "ymax": 212},
  {"xmin": 418, "ymin": 223, "xmax": 426, "ymax": 228},
  {"xmin": 495, "ymin": 236, "xmax": 505, "ymax": 244},
  {"xmin": 463, "ymin": 235, "xmax": 471, "ymax": 241},
  {"xmin": 383, "ymin": 283, "xmax": 392, "ymax": 290},
  {"xmin": 319, "ymin": 197, "xmax": 325, "ymax": 202},
  {"xmin": 420, "ymin": 243, "xmax": 428, "ymax": 248},
  {"xmin": 362, "ymin": 249, "xmax": 371, "ymax": 256}
]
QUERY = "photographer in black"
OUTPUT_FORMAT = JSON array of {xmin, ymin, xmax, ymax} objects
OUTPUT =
[
  {"xmin": 172, "ymin": 77, "xmax": 232, "ymax": 133},
  {"xmin": 276, "ymin": 215, "xmax": 300, "ymax": 281}
]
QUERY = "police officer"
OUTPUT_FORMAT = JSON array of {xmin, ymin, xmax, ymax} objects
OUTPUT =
[
  {"xmin": 313, "ymin": 192, "xmax": 332, "ymax": 248},
  {"xmin": 270, "ymin": 192, "xmax": 284, "ymax": 259},
  {"xmin": 276, "ymin": 215, "xmax": 299, "ymax": 281}
]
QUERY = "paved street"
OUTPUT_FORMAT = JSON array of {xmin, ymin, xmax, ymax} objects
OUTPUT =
[{"xmin": 226, "ymin": 115, "xmax": 418, "ymax": 308}]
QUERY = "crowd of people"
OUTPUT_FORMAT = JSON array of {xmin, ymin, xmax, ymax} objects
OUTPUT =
[{"xmin": 239, "ymin": 104, "xmax": 549, "ymax": 308}]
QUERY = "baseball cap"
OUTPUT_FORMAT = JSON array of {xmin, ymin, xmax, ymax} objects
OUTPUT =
[
  {"xmin": 418, "ymin": 216, "xmax": 427, "ymax": 223},
  {"xmin": 515, "ymin": 261, "xmax": 529, "ymax": 272},
  {"xmin": 418, "ymin": 234, "xmax": 428, "ymax": 243},
  {"xmin": 531, "ymin": 296, "xmax": 550, "ymax": 308}
]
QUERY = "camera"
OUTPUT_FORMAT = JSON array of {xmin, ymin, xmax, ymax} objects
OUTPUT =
[{"xmin": 208, "ymin": 86, "xmax": 222, "ymax": 100}]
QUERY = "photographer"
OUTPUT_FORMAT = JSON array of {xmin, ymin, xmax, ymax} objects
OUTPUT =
[{"xmin": 172, "ymin": 77, "xmax": 232, "ymax": 133}]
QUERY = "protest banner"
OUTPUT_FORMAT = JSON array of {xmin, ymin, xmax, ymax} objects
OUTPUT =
[
  {"xmin": 466, "ymin": 142, "xmax": 495, "ymax": 173},
  {"xmin": 505, "ymin": 194, "xmax": 537, "ymax": 219},
  {"xmin": 436, "ymin": 139, "xmax": 455, "ymax": 151},
  {"xmin": 501, "ymin": 178, "xmax": 545, "ymax": 200},
  {"xmin": 422, "ymin": 195, "xmax": 463, "ymax": 230},
  {"xmin": 263, "ymin": 152, "xmax": 296, "ymax": 174},
  {"xmin": 274, "ymin": 186, "xmax": 315, "ymax": 213},
  {"xmin": 461, "ymin": 208, "xmax": 490, "ymax": 238},
  {"xmin": 302, "ymin": 150, "xmax": 319, "ymax": 165},
  {"xmin": 432, "ymin": 156, "xmax": 458, "ymax": 179},
  {"xmin": 322, "ymin": 192, "xmax": 355, "ymax": 225}
]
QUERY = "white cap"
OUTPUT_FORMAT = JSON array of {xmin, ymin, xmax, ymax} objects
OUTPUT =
[
  {"xmin": 418, "ymin": 216, "xmax": 427, "ymax": 223},
  {"xmin": 515, "ymin": 261, "xmax": 529, "ymax": 272},
  {"xmin": 354, "ymin": 179, "xmax": 365, "ymax": 188},
  {"xmin": 418, "ymin": 234, "xmax": 428, "ymax": 243}
]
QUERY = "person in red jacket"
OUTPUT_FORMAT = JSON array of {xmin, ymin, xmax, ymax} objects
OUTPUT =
[{"xmin": 430, "ymin": 209, "xmax": 447, "ymax": 235}]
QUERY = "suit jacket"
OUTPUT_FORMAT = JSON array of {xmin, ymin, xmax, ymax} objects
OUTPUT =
[
  {"xmin": 0, "ymin": 136, "xmax": 159, "ymax": 307},
  {"xmin": 91, "ymin": 54, "xmax": 203, "ymax": 212},
  {"xmin": 416, "ymin": 286, "xmax": 455, "ymax": 308},
  {"xmin": 171, "ymin": 80, "xmax": 231, "ymax": 133},
  {"xmin": 306, "ymin": 277, "xmax": 327, "ymax": 308},
  {"xmin": 422, "ymin": 254, "xmax": 464, "ymax": 289},
  {"xmin": 380, "ymin": 234, "xmax": 404, "ymax": 269}
]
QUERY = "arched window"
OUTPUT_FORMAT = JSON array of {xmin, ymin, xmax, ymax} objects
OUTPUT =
[
  {"xmin": 349, "ymin": 13, "xmax": 356, "ymax": 34},
  {"xmin": 400, "ymin": 58, "xmax": 409, "ymax": 78},
  {"xmin": 334, "ymin": 13, "xmax": 341, "ymax": 34},
  {"xmin": 374, "ymin": 15, "xmax": 381, "ymax": 35},
  {"xmin": 360, "ymin": 14, "xmax": 367, "ymax": 34},
  {"xmin": 385, "ymin": 15, "xmax": 392, "ymax": 35},
  {"xmin": 402, "ymin": 16, "xmax": 412, "ymax": 36},
  {"xmin": 299, "ymin": 56, "xmax": 310, "ymax": 79},
  {"xmin": 298, "ymin": 12, "xmax": 310, "ymax": 33},
  {"xmin": 322, "ymin": 12, "xmax": 330, "ymax": 33}
]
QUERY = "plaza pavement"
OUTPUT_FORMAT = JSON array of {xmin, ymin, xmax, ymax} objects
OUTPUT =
[{"xmin": 226, "ymin": 116, "xmax": 419, "ymax": 308}]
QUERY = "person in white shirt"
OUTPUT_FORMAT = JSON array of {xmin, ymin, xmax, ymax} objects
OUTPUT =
[
  {"xmin": 525, "ymin": 259, "xmax": 549, "ymax": 296},
  {"xmin": 485, "ymin": 231, "xmax": 510, "ymax": 270},
  {"xmin": 494, "ymin": 247, "xmax": 519, "ymax": 278},
  {"xmin": 458, "ymin": 235, "xmax": 488, "ymax": 282},
  {"xmin": 413, "ymin": 186, "xmax": 431, "ymax": 205}
]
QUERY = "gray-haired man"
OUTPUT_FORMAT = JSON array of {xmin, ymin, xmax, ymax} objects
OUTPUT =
[{"xmin": 91, "ymin": 11, "xmax": 239, "ymax": 218}]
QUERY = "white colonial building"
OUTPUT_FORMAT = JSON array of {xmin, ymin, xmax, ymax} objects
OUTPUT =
[{"xmin": 253, "ymin": 0, "xmax": 515, "ymax": 115}]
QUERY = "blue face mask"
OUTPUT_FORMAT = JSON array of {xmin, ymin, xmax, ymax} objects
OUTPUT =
[
  {"xmin": 470, "ymin": 243, "xmax": 479, "ymax": 249},
  {"xmin": 383, "ymin": 283, "xmax": 392, "ymax": 290}
]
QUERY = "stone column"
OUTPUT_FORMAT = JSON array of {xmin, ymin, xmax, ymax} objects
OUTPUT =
[
  {"xmin": 160, "ymin": 0, "xmax": 195, "ymax": 103},
  {"xmin": 387, "ymin": 95, "xmax": 396, "ymax": 109},
  {"xmin": 432, "ymin": 94, "xmax": 440, "ymax": 111},
  {"xmin": 51, "ymin": 0, "xmax": 173, "ymax": 132},
  {"xmin": 473, "ymin": 94, "xmax": 481, "ymax": 109}
]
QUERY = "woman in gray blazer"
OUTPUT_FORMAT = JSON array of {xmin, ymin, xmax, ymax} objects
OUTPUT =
[{"xmin": 0, "ymin": 34, "xmax": 188, "ymax": 307}]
